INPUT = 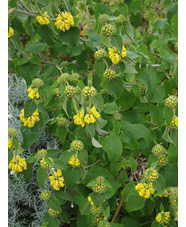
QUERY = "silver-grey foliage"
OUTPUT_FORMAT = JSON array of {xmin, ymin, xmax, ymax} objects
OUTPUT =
[{"xmin": 8, "ymin": 74, "xmax": 61, "ymax": 226}]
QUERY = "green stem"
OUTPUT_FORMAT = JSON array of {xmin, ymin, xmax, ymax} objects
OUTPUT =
[
  {"xmin": 103, "ymin": 59, "xmax": 109, "ymax": 69},
  {"xmin": 63, "ymin": 0, "xmax": 69, "ymax": 11},
  {"xmin": 124, "ymin": 26, "xmax": 138, "ymax": 46},
  {"xmin": 72, "ymin": 97, "xmax": 79, "ymax": 113},
  {"xmin": 18, "ymin": 0, "xmax": 29, "ymax": 11},
  {"xmin": 13, "ymin": 150, "xmax": 17, "ymax": 163},
  {"xmin": 35, "ymin": 0, "xmax": 43, "ymax": 16},
  {"xmin": 14, "ymin": 9, "xmax": 36, "ymax": 17},
  {"xmin": 88, "ymin": 98, "xmax": 91, "ymax": 114}
]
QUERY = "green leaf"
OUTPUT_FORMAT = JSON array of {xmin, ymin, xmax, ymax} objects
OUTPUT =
[
  {"xmin": 119, "ymin": 4, "xmax": 128, "ymax": 17},
  {"xmin": 94, "ymin": 3, "xmax": 110, "ymax": 20},
  {"xmin": 47, "ymin": 197, "xmax": 62, "ymax": 211},
  {"xmin": 37, "ymin": 167, "xmax": 48, "ymax": 187},
  {"xmin": 162, "ymin": 127, "xmax": 173, "ymax": 143},
  {"xmin": 23, "ymin": 163, "xmax": 32, "ymax": 182},
  {"xmin": 18, "ymin": 63, "xmax": 39, "ymax": 86},
  {"xmin": 159, "ymin": 48, "xmax": 177, "ymax": 64},
  {"xmin": 124, "ymin": 62, "xmax": 137, "ymax": 74},
  {"xmin": 141, "ymin": 198, "xmax": 155, "ymax": 216},
  {"xmin": 101, "ymin": 36, "xmax": 112, "ymax": 48},
  {"xmin": 21, "ymin": 126, "xmax": 41, "ymax": 149},
  {"xmin": 12, "ymin": 137, "xmax": 19, "ymax": 150},
  {"xmin": 107, "ymin": 77, "xmax": 124, "ymax": 99},
  {"xmin": 38, "ymin": 87, "xmax": 45, "ymax": 100},
  {"xmin": 94, "ymin": 60, "xmax": 105, "ymax": 78},
  {"xmin": 121, "ymin": 181, "xmax": 135, "ymax": 202},
  {"xmin": 111, "ymin": 35, "xmax": 123, "ymax": 54},
  {"xmin": 38, "ymin": 103, "xmax": 49, "ymax": 125},
  {"xmin": 53, "ymin": 159, "xmax": 67, "ymax": 170},
  {"xmin": 171, "ymin": 15, "xmax": 178, "ymax": 40},
  {"xmin": 41, "ymin": 222, "xmax": 48, "ymax": 227},
  {"xmin": 118, "ymin": 89, "xmax": 136, "ymax": 111},
  {"xmin": 126, "ymin": 190, "xmax": 145, "ymax": 212},
  {"xmin": 63, "ymin": 168, "xmax": 83, "ymax": 188},
  {"xmin": 149, "ymin": 104, "xmax": 164, "ymax": 128},
  {"xmin": 56, "ymin": 127, "xmax": 67, "ymax": 145},
  {"xmin": 104, "ymin": 101, "xmax": 119, "ymax": 114},
  {"xmin": 93, "ymin": 93, "xmax": 104, "ymax": 113},
  {"xmin": 138, "ymin": 66, "xmax": 159, "ymax": 101},
  {"xmin": 99, "ymin": 132, "xmax": 123, "ymax": 162},
  {"xmin": 92, "ymin": 137, "xmax": 103, "ymax": 148},
  {"xmin": 168, "ymin": 143, "xmax": 178, "ymax": 164},
  {"xmin": 163, "ymin": 107, "xmax": 174, "ymax": 125},
  {"xmin": 121, "ymin": 157, "xmax": 137, "ymax": 174},
  {"xmin": 30, "ymin": 55, "xmax": 41, "ymax": 66},
  {"xmin": 24, "ymin": 100, "xmax": 37, "ymax": 118},
  {"xmin": 8, "ymin": 150, "xmax": 13, "ymax": 164},
  {"xmin": 59, "ymin": 27, "xmax": 80, "ymax": 46},
  {"xmin": 45, "ymin": 213, "xmax": 60, "ymax": 227},
  {"xmin": 153, "ymin": 175, "xmax": 165, "ymax": 191},
  {"xmin": 25, "ymin": 42, "xmax": 47, "ymax": 54},
  {"xmin": 104, "ymin": 206, "xmax": 110, "ymax": 218},
  {"xmin": 37, "ymin": 26, "xmax": 55, "ymax": 46},
  {"xmin": 121, "ymin": 217, "xmax": 141, "ymax": 227},
  {"xmin": 150, "ymin": 34, "xmax": 169, "ymax": 49}
]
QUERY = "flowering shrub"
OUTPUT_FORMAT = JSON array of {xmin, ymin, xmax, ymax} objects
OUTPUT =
[{"xmin": 8, "ymin": 0, "xmax": 178, "ymax": 226}]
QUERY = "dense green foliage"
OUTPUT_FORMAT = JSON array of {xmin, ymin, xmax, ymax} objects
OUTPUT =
[{"xmin": 8, "ymin": 0, "xmax": 178, "ymax": 226}]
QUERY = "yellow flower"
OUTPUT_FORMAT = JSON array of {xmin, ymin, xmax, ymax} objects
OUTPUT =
[
  {"xmin": 8, "ymin": 27, "xmax": 14, "ymax": 38},
  {"xmin": 49, "ymin": 169, "xmax": 65, "ymax": 190},
  {"xmin": 73, "ymin": 109, "xmax": 85, "ymax": 127},
  {"xmin": 156, "ymin": 212, "xmax": 170, "ymax": 225},
  {"xmin": 121, "ymin": 46, "xmax": 127, "ymax": 58},
  {"xmin": 88, "ymin": 196, "xmax": 94, "ymax": 206},
  {"xmin": 69, "ymin": 155, "xmax": 81, "ymax": 166},
  {"xmin": 36, "ymin": 11, "xmax": 50, "ymax": 25},
  {"xmin": 20, "ymin": 109, "xmax": 40, "ymax": 128},
  {"xmin": 174, "ymin": 117, "xmax": 178, "ymax": 127},
  {"xmin": 8, "ymin": 138, "xmax": 13, "ymax": 149},
  {"xmin": 108, "ymin": 46, "xmax": 126, "ymax": 64},
  {"xmin": 28, "ymin": 88, "xmax": 40, "ymax": 99},
  {"xmin": 90, "ymin": 106, "xmax": 100, "ymax": 119},
  {"xmin": 9, "ymin": 155, "xmax": 27, "ymax": 172},
  {"xmin": 55, "ymin": 12, "xmax": 74, "ymax": 32},
  {"xmin": 159, "ymin": 191, "xmax": 169, "ymax": 198},
  {"xmin": 84, "ymin": 114, "xmax": 96, "ymax": 124},
  {"xmin": 135, "ymin": 182, "xmax": 154, "ymax": 199},
  {"xmin": 156, "ymin": 213, "xmax": 162, "ymax": 222}
]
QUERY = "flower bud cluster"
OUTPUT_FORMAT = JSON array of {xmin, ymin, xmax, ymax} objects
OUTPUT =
[
  {"xmin": 103, "ymin": 69, "xmax": 117, "ymax": 81},
  {"xmin": 82, "ymin": 86, "xmax": 97, "ymax": 99},
  {"xmin": 65, "ymin": 85, "xmax": 77, "ymax": 98},
  {"xmin": 32, "ymin": 78, "xmax": 44, "ymax": 88},
  {"xmin": 95, "ymin": 49, "xmax": 107, "ymax": 60},
  {"xmin": 101, "ymin": 24, "xmax": 115, "ymax": 37},
  {"xmin": 35, "ymin": 149, "xmax": 47, "ymax": 159},
  {"xmin": 40, "ymin": 190, "xmax": 51, "ymax": 201},
  {"xmin": 151, "ymin": 144, "xmax": 168, "ymax": 168},
  {"xmin": 8, "ymin": 128, "xmax": 18, "ymax": 138},
  {"xmin": 169, "ymin": 116, "xmax": 178, "ymax": 129},
  {"xmin": 165, "ymin": 95, "xmax": 178, "ymax": 109},
  {"xmin": 93, "ymin": 176, "xmax": 106, "ymax": 193},
  {"xmin": 98, "ymin": 14, "xmax": 109, "ymax": 25},
  {"xmin": 70, "ymin": 140, "xmax": 84, "ymax": 152},
  {"xmin": 140, "ymin": 85, "xmax": 147, "ymax": 96},
  {"xmin": 144, "ymin": 168, "xmax": 159, "ymax": 182},
  {"xmin": 48, "ymin": 208, "xmax": 61, "ymax": 217},
  {"xmin": 57, "ymin": 117, "xmax": 68, "ymax": 127}
]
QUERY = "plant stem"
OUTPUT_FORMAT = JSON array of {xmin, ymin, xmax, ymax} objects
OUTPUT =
[
  {"xmin": 111, "ymin": 198, "xmax": 124, "ymax": 223},
  {"xmin": 35, "ymin": 0, "xmax": 43, "ymax": 15},
  {"xmin": 63, "ymin": 0, "xmax": 69, "ymax": 11},
  {"xmin": 18, "ymin": 0, "xmax": 29, "ymax": 11},
  {"xmin": 103, "ymin": 58, "xmax": 109, "ymax": 69},
  {"xmin": 124, "ymin": 26, "xmax": 138, "ymax": 46},
  {"xmin": 14, "ymin": 9, "xmax": 36, "ymax": 17},
  {"xmin": 85, "ymin": 159, "xmax": 100, "ymax": 169}
]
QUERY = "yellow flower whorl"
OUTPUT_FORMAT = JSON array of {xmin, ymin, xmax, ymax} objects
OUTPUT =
[
  {"xmin": 9, "ymin": 155, "xmax": 27, "ymax": 172},
  {"xmin": 55, "ymin": 12, "xmax": 74, "ymax": 32}
]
